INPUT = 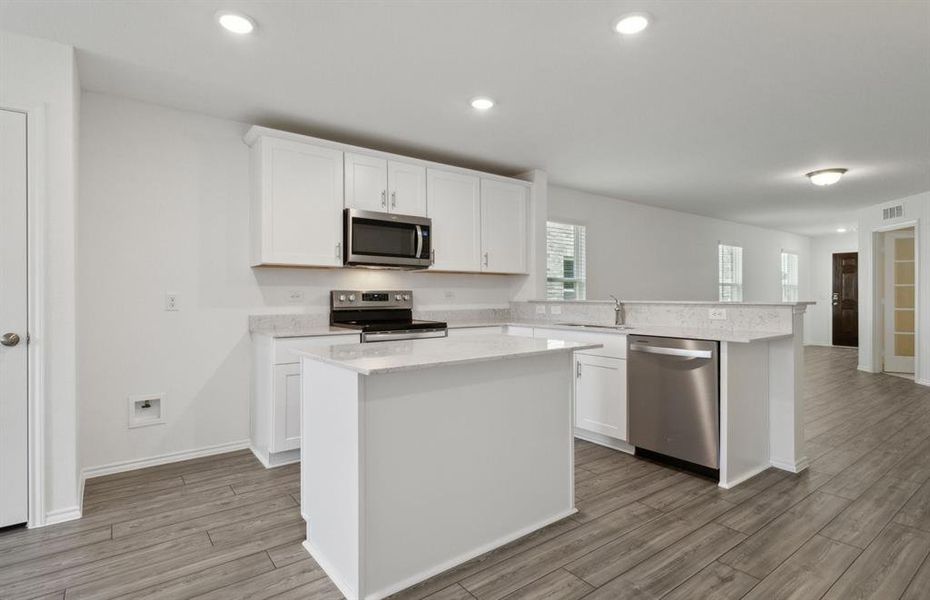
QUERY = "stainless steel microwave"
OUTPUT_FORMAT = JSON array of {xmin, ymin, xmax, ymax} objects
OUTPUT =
[{"xmin": 343, "ymin": 209, "xmax": 432, "ymax": 269}]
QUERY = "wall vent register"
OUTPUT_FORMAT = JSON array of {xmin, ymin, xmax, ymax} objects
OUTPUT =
[{"xmin": 883, "ymin": 205, "xmax": 904, "ymax": 220}]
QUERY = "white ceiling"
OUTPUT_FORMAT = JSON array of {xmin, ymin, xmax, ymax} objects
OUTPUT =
[{"xmin": 2, "ymin": 0, "xmax": 928, "ymax": 236}]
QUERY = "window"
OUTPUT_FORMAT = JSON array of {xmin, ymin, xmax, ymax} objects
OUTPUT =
[
  {"xmin": 781, "ymin": 251, "xmax": 799, "ymax": 302},
  {"xmin": 547, "ymin": 222, "xmax": 586, "ymax": 300},
  {"xmin": 718, "ymin": 243, "xmax": 743, "ymax": 302}
]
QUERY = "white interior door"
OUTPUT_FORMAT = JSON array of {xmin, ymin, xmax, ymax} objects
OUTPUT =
[
  {"xmin": 884, "ymin": 228, "xmax": 916, "ymax": 374},
  {"xmin": 0, "ymin": 109, "xmax": 29, "ymax": 528}
]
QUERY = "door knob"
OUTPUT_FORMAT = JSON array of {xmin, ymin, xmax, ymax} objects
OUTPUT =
[{"xmin": 1, "ymin": 332, "xmax": 21, "ymax": 347}]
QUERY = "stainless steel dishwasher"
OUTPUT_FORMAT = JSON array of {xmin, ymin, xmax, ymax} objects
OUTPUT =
[{"xmin": 627, "ymin": 335, "xmax": 720, "ymax": 471}]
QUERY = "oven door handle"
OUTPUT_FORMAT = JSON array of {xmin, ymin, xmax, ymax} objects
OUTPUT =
[
  {"xmin": 361, "ymin": 328, "xmax": 448, "ymax": 343},
  {"xmin": 415, "ymin": 225, "xmax": 424, "ymax": 259}
]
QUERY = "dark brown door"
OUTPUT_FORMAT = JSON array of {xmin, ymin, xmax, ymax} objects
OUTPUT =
[{"xmin": 832, "ymin": 252, "xmax": 858, "ymax": 347}]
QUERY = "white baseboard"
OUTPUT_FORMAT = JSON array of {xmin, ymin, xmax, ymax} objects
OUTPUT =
[
  {"xmin": 574, "ymin": 430, "xmax": 635, "ymax": 455},
  {"xmin": 718, "ymin": 463, "xmax": 770, "ymax": 490},
  {"xmin": 250, "ymin": 445, "xmax": 300, "ymax": 469},
  {"xmin": 45, "ymin": 505, "xmax": 82, "ymax": 526},
  {"xmin": 82, "ymin": 439, "xmax": 251, "ymax": 481},
  {"xmin": 303, "ymin": 539, "xmax": 359, "ymax": 600},
  {"xmin": 321, "ymin": 507, "xmax": 578, "ymax": 600},
  {"xmin": 916, "ymin": 378, "xmax": 930, "ymax": 387},
  {"xmin": 770, "ymin": 456, "xmax": 809, "ymax": 473}
]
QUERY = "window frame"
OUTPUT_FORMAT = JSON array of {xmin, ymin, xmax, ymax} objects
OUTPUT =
[
  {"xmin": 780, "ymin": 250, "xmax": 800, "ymax": 303},
  {"xmin": 546, "ymin": 220, "xmax": 587, "ymax": 301},
  {"xmin": 718, "ymin": 242, "xmax": 744, "ymax": 302}
]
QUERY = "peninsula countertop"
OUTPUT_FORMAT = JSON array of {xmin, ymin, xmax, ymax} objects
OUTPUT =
[{"xmin": 293, "ymin": 334, "xmax": 602, "ymax": 375}]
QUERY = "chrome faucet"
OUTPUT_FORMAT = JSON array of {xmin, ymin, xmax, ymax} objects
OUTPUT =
[{"xmin": 609, "ymin": 295, "xmax": 625, "ymax": 326}]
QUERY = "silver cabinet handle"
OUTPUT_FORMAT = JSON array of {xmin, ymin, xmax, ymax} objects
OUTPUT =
[
  {"xmin": 430, "ymin": 249, "xmax": 436, "ymax": 265},
  {"xmin": 1, "ymin": 332, "xmax": 21, "ymax": 347},
  {"xmin": 576, "ymin": 361, "xmax": 582, "ymax": 378},
  {"xmin": 483, "ymin": 252, "xmax": 489, "ymax": 267},
  {"xmin": 381, "ymin": 190, "xmax": 386, "ymax": 208},
  {"xmin": 629, "ymin": 344, "xmax": 712, "ymax": 359},
  {"xmin": 336, "ymin": 242, "xmax": 342, "ymax": 259},
  {"xmin": 391, "ymin": 191, "xmax": 396, "ymax": 209}
]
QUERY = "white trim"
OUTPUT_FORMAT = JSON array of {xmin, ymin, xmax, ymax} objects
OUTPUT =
[
  {"xmin": 770, "ymin": 456, "xmax": 809, "ymax": 473},
  {"xmin": 573, "ymin": 430, "xmax": 634, "ymax": 454},
  {"xmin": 870, "ymin": 219, "xmax": 920, "ymax": 379},
  {"xmin": 44, "ymin": 506, "xmax": 81, "ymax": 526},
  {"xmin": 81, "ymin": 439, "xmax": 251, "ymax": 480},
  {"xmin": 718, "ymin": 463, "xmax": 770, "ymax": 490},
  {"xmin": 306, "ymin": 508, "xmax": 579, "ymax": 600},
  {"xmin": 915, "ymin": 377, "xmax": 930, "ymax": 387},
  {"xmin": 249, "ymin": 445, "xmax": 300, "ymax": 469}
]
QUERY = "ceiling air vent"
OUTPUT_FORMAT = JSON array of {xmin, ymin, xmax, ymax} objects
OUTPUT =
[{"xmin": 883, "ymin": 205, "xmax": 904, "ymax": 220}]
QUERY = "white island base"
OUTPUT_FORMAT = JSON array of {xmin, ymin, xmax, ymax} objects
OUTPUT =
[{"xmin": 298, "ymin": 338, "xmax": 593, "ymax": 600}]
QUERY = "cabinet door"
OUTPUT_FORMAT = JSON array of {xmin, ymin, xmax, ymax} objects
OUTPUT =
[
  {"xmin": 272, "ymin": 363, "xmax": 301, "ymax": 453},
  {"xmin": 426, "ymin": 169, "xmax": 481, "ymax": 272},
  {"xmin": 480, "ymin": 179, "xmax": 527, "ymax": 273},
  {"xmin": 345, "ymin": 152, "xmax": 388, "ymax": 212},
  {"xmin": 255, "ymin": 138, "xmax": 343, "ymax": 266},
  {"xmin": 575, "ymin": 354, "xmax": 627, "ymax": 441},
  {"xmin": 388, "ymin": 160, "xmax": 427, "ymax": 216}
]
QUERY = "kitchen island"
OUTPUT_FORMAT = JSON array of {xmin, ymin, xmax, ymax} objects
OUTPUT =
[{"xmin": 295, "ymin": 334, "xmax": 600, "ymax": 600}]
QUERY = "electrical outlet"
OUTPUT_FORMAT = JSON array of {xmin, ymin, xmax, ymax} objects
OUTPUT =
[
  {"xmin": 165, "ymin": 293, "xmax": 179, "ymax": 311},
  {"xmin": 550, "ymin": 305, "xmax": 563, "ymax": 315},
  {"xmin": 709, "ymin": 308, "xmax": 727, "ymax": 320},
  {"xmin": 287, "ymin": 290, "xmax": 305, "ymax": 303},
  {"xmin": 535, "ymin": 305, "xmax": 546, "ymax": 315}
]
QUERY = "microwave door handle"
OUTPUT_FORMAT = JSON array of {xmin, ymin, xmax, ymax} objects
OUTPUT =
[{"xmin": 415, "ymin": 225, "xmax": 424, "ymax": 258}]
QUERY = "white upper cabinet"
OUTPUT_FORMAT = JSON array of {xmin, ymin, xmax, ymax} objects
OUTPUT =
[
  {"xmin": 388, "ymin": 161, "xmax": 427, "ymax": 216},
  {"xmin": 427, "ymin": 169, "xmax": 481, "ymax": 272},
  {"xmin": 480, "ymin": 179, "xmax": 527, "ymax": 274},
  {"xmin": 250, "ymin": 136, "xmax": 344, "ymax": 267},
  {"xmin": 344, "ymin": 153, "xmax": 389, "ymax": 212}
]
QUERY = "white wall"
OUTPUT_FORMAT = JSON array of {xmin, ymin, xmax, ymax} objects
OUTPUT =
[
  {"xmin": 78, "ymin": 92, "xmax": 524, "ymax": 471},
  {"xmin": 547, "ymin": 185, "xmax": 812, "ymax": 303},
  {"xmin": 805, "ymin": 231, "xmax": 858, "ymax": 346},
  {"xmin": 0, "ymin": 32, "xmax": 80, "ymax": 522},
  {"xmin": 857, "ymin": 191, "xmax": 930, "ymax": 383}
]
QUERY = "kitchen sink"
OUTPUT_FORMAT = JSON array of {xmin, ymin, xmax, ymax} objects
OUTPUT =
[{"xmin": 554, "ymin": 323, "xmax": 635, "ymax": 331}]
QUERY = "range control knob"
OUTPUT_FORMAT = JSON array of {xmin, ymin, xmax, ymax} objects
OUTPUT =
[
  {"xmin": 348, "ymin": 294, "xmax": 356, "ymax": 302},
  {"xmin": 402, "ymin": 294, "xmax": 410, "ymax": 301},
  {"xmin": 394, "ymin": 294, "xmax": 403, "ymax": 301},
  {"xmin": 338, "ymin": 294, "xmax": 347, "ymax": 302}
]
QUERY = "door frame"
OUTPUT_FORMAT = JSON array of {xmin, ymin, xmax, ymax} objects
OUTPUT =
[
  {"xmin": 2, "ymin": 103, "xmax": 49, "ymax": 528},
  {"xmin": 870, "ymin": 220, "xmax": 920, "ymax": 380}
]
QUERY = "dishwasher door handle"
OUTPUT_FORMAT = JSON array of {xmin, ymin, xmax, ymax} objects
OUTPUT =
[{"xmin": 629, "ymin": 344, "xmax": 713, "ymax": 359}]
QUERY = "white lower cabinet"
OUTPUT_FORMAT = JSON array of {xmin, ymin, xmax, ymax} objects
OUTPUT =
[
  {"xmin": 252, "ymin": 333, "xmax": 359, "ymax": 467},
  {"xmin": 574, "ymin": 353, "xmax": 627, "ymax": 441},
  {"xmin": 272, "ymin": 363, "xmax": 302, "ymax": 453}
]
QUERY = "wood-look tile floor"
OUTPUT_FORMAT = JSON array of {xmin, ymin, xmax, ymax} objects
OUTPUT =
[{"xmin": 3, "ymin": 346, "xmax": 930, "ymax": 599}]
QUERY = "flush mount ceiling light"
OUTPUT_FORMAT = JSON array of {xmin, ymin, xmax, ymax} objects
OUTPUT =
[
  {"xmin": 614, "ymin": 13, "xmax": 650, "ymax": 35},
  {"xmin": 470, "ymin": 97, "xmax": 495, "ymax": 111},
  {"xmin": 806, "ymin": 168, "xmax": 848, "ymax": 186},
  {"xmin": 216, "ymin": 11, "xmax": 255, "ymax": 34}
]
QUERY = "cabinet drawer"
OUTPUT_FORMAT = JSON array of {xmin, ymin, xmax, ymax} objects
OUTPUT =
[
  {"xmin": 274, "ymin": 334, "xmax": 360, "ymax": 364},
  {"xmin": 533, "ymin": 328, "xmax": 627, "ymax": 359}
]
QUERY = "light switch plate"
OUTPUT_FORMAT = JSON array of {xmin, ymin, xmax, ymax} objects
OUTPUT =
[
  {"xmin": 709, "ymin": 308, "xmax": 727, "ymax": 320},
  {"xmin": 535, "ymin": 305, "xmax": 546, "ymax": 315},
  {"xmin": 550, "ymin": 305, "xmax": 563, "ymax": 315}
]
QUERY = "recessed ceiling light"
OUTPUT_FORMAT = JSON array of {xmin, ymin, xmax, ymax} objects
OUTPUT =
[
  {"xmin": 614, "ymin": 13, "xmax": 650, "ymax": 35},
  {"xmin": 806, "ymin": 168, "xmax": 848, "ymax": 186},
  {"xmin": 837, "ymin": 228, "xmax": 848, "ymax": 233},
  {"xmin": 470, "ymin": 97, "xmax": 495, "ymax": 111},
  {"xmin": 216, "ymin": 11, "xmax": 255, "ymax": 34}
]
